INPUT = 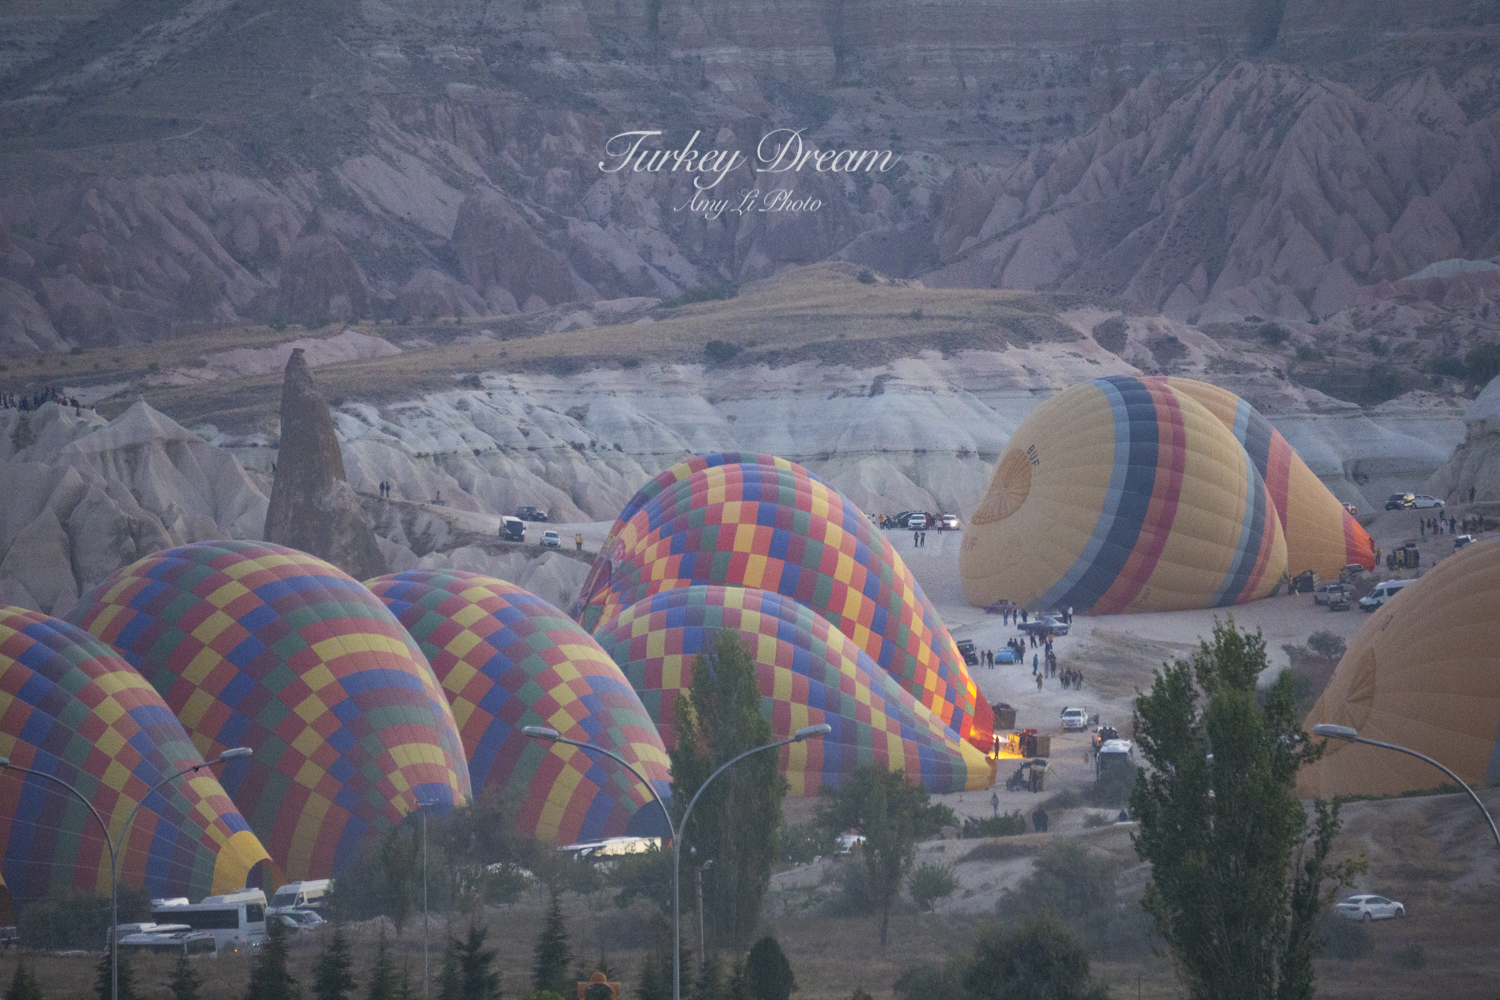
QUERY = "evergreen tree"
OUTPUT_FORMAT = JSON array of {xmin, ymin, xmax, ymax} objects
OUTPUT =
[
  {"xmin": 635, "ymin": 953, "xmax": 669, "ymax": 1000},
  {"xmin": 671, "ymin": 631, "xmax": 787, "ymax": 950},
  {"xmin": 437, "ymin": 935, "xmax": 462, "ymax": 1000},
  {"xmin": 7, "ymin": 959, "xmax": 44, "ymax": 1000},
  {"xmin": 94, "ymin": 940, "xmax": 138, "ymax": 1000},
  {"xmin": 692, "ymin": 952, "xmax": 727, "ymax": 1000},
  {"xmin": 246, "ymin": 917, "xmax": 301, "ymax": 1000},
  {"xmin": 744, "ymin": 937, "xmax": 794, "ymax": 1000},
  {"xmin": 962, "ymin": 915, "xmax": 1103, "ymax": 1000},
  {"xmin": 167, "ymin": 953, "xmax": 204, "ymax": 1000},
  {"xmin": 313, "ymin": 926, "xmax": 357, "ymax": 1000},
  {"xmin": 365, "ymin": 934, "xmax": 399, "ymax": 1000},
  {"xmin": 1131, "ymin": 619, "xmax": 1364, "ymax": 1000},
  {"xmin": 456, "ymin": 923, "xmax": 501, "ymax": 1000},
  {"xmin": 531, "ymin": 895, "xmax": 571, "ymax": 996}
]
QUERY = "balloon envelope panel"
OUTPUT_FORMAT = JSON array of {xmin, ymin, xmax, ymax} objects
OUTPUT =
[
  {"xmin": 578, "ymin": 461, "xmax": 991, "ymax": 751},
  {"xmin": 0, "ymin": 608, "xmax": 270, "ymax": 902},
  {"xmin": 960, "ymin": 377, "xmax": 1288, "ymax": 613},
  {"xmin": 574, "ymin": 453, "xmax": 821, "ymax": 622},
  {"xmin": 1157, "ymin": 377, "xmax": 1374, "ymax": 577},
  {"xmin": 68, "ymin": 542, "xmax": 470, "ymax": 881},
  {"xmin": 594, "ymin": 586, "xmax": 993, "ymax": 794},
  {"xmin": 366, "ymin": 570, "xmax": 672, "ymax": 844},
  {"xmin": 1299, "ymin": 539, "xmax": 1500, "ymax": 798}
]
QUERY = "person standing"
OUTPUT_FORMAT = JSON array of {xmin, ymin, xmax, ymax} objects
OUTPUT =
[
  {"xmin": 1471, "ymin": 485, "xmax": 1477, "ymax": 504},
  {"xmin": 574, "ymin": 532, "xmax": 584, "ymax": 552}
]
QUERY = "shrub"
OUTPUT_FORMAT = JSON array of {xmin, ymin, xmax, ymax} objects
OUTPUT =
[
  {"xmin": 907, "ymin": 862, "xmax": 960, "ymax": 912},
  {"xmin": 19, "ymin": 888, "xmax": 149, "ymax": 950},
  {"xmin": 781, "ymin": 820, "xmax": 835, "ymax": 864},
  {"xmin": 1259, "ymin": 323, "xmax": 1289, "ymax": 346},
  {"xmin": 1466, "ymin": 343, "xmax": 1500, "ymax": 386},
  {"xmin": 856, "ymin": 269, "xmax": 876, "ymax": 284},
  {"xmin": 1092, "ymin": 316, "xmax": 1128, "ymax": 354},
  {"xmin": 963, "ymin": 913, "xmax": 1106, "ymax": 1000},
  {"xmin": 460, "ymin": 374, "xmax": 484, "ymax": 390},
  {"xmin": 1365, "ymin": 334, "xmax": 1388, "ymax": 356},
  {"xmin": 962, "ymin": 812, "xmax": 1028, "ymax": 837},
  {"xmin": 1003, "ymin": 842, "xmax": 1116, "ymax": 925},
  {"xmin": 704, "ymin": 340, "xmax": 741, "ymax": 363},
  {"xmin": 1296, "ymin": 344, "xmax": 1324, "ymax": 362},
  {"xmin": 892, "ymin": 962, "xmax": 964, "ymax": 1000},
  {"xmin": 1306, "ymin": 631, "xmax": 1347, "ymax": 661},
  {"xmin": 1427, "ymin": 355, "xmax": 1467, "ymax": 379}
]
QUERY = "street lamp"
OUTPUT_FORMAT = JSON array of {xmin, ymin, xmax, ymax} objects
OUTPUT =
[
  {"xmin": 522, "ymin": 721, "xmax": 831, "ymax": 1000},
  {"xmin": 1312, "ymin": 724, "xmax": 1500, "ymax": 854},
  {"xmin": 0, "ymin": 746, "xmax": 252, "ymax": 1000}
]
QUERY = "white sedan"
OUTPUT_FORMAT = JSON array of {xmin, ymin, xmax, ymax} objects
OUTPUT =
[
  {"xmin": 1335, "ymin": 894, "xmax": 1405, "ymax": 921},
  {"xmin": 1411, "ymin": 495, "xmax": 1445, "ymax": 509},
  {"xmin": 540, "ymin": 530, "xmax": 561, "ymax": 548}
]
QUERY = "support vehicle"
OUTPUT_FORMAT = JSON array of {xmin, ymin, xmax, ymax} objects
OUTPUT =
[{"xmin": 151, "ymin": 889, "xmax": 266, "ymax": 955}]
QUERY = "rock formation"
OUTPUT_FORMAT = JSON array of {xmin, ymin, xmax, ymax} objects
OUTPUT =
[
  {"xmin": 0, "ymin": 400, "xmax": 269, "ymax": 614},
  {"xmin": 1425, "ymin": 376, "xmax": 1500, "ymax": 503},
  {"xmin": 264, "ymin": 349, "xmax": 388, "ymax": 581}
]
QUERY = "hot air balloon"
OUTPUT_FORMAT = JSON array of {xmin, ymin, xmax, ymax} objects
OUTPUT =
[
  {"xmin": 0, "ymin": 607, "xmax": 270, "ymax": 902},
  {"xmin": 593, "ymin": 585, "xmax": 994, "ymax": 795},
  {"xmin": 1298, "ymin": 539, "xmax": 1500, "ymax": 799},
  {"xmin": 960, "ymin": 376, "xmax": 1288, "ymax": 614},
  {"xmin": 577, "ymin": 460, "xmax": 993, "ymax": 752},
  {"xmin": 68, "ymin": 542, "xmax": 470, "ymax": 882},
  {"xmin": 1153, "ymin": 377, "xmax": 1374, "ymax": 578},
  {"xmin": 573, "ymin": 453, "xmax": 821, "ymax": 622},
  {"xmin": 366, "ymin": 570, "xmax": 672, "ymax": 844}
]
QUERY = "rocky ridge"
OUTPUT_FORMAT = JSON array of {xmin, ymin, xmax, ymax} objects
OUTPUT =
[{"xmin": 1, "ymin": 1, "xmax": 1498, "ymax": 348}]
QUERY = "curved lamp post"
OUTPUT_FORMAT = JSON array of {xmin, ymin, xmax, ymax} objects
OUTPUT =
[
  {"xmin": 1312, "ymin": 724, "xmax": 1500, "ymax": 854},
  {"xmin": 0, "ymin": 746, "xmax": 253, "ymax": 1000},
  {"xmin": 523, "ymin": 722, "xmax": 831, "ymax": 1000}
]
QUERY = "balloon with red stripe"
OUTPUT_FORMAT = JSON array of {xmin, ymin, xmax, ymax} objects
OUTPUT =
[{"xmin": 961, "ymin": 376, "xmax": 1289, "ymax": 613}]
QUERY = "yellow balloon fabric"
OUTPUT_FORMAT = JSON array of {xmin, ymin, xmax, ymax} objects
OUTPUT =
[
  {"xmin": 1298, "ymin": 539, "xmax": 1500, "ymax": 799},
  {"xmin": 1155, "ymin": 377, "xmax": 1374, "ymax": 579},
  {"xmin": 960, "ymin": 376, "xmax": 1288, "ymax": 613}
]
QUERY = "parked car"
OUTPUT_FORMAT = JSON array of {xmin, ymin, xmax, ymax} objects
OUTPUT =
[
  {"xmin": 501, "ymin": 516, "xmax": 526, "ymax": 542},
  {"xmin": 1327, "ymin": 592, "xmax": 1351, "ymax": 612},
  {"xmin": 906, "ymin": 513, "xmax": 929, "ymax": 530},
  {"xmin": 540, "ymin": 530, "xmax": 561, "ymax": 548},
  {"xmin": 1411, "ymin": 494, "xmax": 1445, "ymax": 509},
  {"xmin": 938, "ymin": 513, "xmax": 960, "ymax": 530},
  {"xmin": 1313, "ymin": 580, "xmax": 1347, "ymax": 605},
  {"xmin": 1359, "ymin": 578, "xmax": 1413, "ymax": 612},
  {"xmin": 1060, "ymin": 707, "xmax": 1089, "ymax": 732},
  {"xmin": 887, "ymin": 511, "xmax": 923, "ymax": 529},
  {"xmin": 1335, "ymin": 895, "xmax": 1404, "ymax": 921},
  {"xmin": 274, "ymin": 909, "xmax": 326, "ymax": 933},
  {"xmin": 955, "ymin": 639, "xmax": 979, "ymax": 666},
  {"xmin": 515, "ymin": 505, "xmax": 549, "ymax": 522},
  {"xmin": 1385, "ymin": 493, "xmax": 1415, "ymax": 510}
]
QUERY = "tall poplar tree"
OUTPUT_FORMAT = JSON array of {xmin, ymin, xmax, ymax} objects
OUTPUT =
[
  {"xmin": 1131, "ymin": 619, "xmax": 1363, "ymax": 1000},
  {"xmin": 671, "ymin": 631, "xmax": 787, "ymax": 951}
]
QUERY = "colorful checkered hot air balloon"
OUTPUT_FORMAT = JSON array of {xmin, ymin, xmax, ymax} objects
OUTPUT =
[
  {"xmin": 593, "ymin": 586, "xmax": 993, "ymax": 795},
  {"xmin": 572, "ymin": 452, "xmax": 821, "ymax": 622},
  {"xmin": 0, "ymin": 607, "xmax": 270, "ymax": 902},
  {"xmin": 1151, "ymin": 377, "xmax": 1375, "ymax": 578},
  {"xmin": 365, "ymin": 570, "xmax": 672, "ymax": 845},
  {"xmin": 577, "ymin": 459, "xmax": 993, "ymax": 753},
  {"xmin": 960, "ymin": 376, "xmax": 1289, "ymax": 613},
  {"xmin": 68, "ymin": 542, "xmax": 470, "ymax": 882}
]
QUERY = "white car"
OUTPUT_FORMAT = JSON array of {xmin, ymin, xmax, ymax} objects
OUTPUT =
[
  {"xmin": 1411, "ymin": 495, "xmax": 1445, "ymax": 509},
  {"xmin": 1335, "ymin": 894, "xmax": 1404, "ymax": 921},
  {"xmin": 540, "ymin": 530, "xmax": 561, "ymax": 548},
  {"xmin": 1060, "ymin": 708, "xmax": 1089, "ymax": 731}
]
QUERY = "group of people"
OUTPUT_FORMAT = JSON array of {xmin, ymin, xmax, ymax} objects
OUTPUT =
[
  {"xmin": 911, "ymin": 529, "xmax": 927, "ymax": 547},
  {"xmin": 1419, "ymin": 514, "xmax": 1457, "ymax": 536},
  {"xmin": 377, "ymin": 480, "xmax": 394, "ymax": 499},
  {"xmin": 2, "ymin": 387, "xmax": 85, "ymax": 413}
]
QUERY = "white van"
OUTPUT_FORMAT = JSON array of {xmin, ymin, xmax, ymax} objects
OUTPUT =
[
  {"xmin": 1358, "ymin": 578, "xmax": 1413, "ymax": 612},
  {"xmin": 152, "ymin": 888, "xmax": 266, "ymax": 955},
  {"xmin": 269, "ymin": 879, "xmax": 330, "ymax": 915}
]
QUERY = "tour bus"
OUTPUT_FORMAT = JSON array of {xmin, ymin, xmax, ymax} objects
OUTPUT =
[
  {"xmin": 268, "ymin": 878, "xmax": 331, "ymax": 916},
  {"xmin": 151, "ymin": 888, "xmax": 267, "ymax": 954}
]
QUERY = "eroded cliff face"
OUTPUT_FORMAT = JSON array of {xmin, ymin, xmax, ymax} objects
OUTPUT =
[{"xmin": 1, "ymin": 0, "xmax": 1497, "ymax": 350}]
